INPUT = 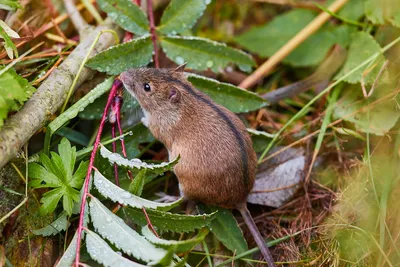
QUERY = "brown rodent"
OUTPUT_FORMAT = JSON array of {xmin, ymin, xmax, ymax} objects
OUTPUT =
[{"xmin": 120, "ymin": 67, "xmax": 276, "ymax": 267}]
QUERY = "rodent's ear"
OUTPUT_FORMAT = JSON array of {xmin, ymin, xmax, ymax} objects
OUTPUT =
[
  {"xmin": 174, "ymin": 63, "xmax": 187, "ymax": 72},
  {"xmin": 169, "ymin": 87, "xmax": 181, "ymax": 103}
]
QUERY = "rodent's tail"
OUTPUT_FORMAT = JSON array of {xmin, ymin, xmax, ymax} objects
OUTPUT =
[{"xmin": 238, "ymin": 205, "xmax": 277, "ymax": 267}]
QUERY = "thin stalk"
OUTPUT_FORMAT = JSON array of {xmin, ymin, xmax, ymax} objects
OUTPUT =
[
  {"xmin": 147, "ymin": 0, "xmax": 159, "ymax": 68},
  {"xmin": 61, "ymin": 29, "xmax": 119, "ymax": 113},
  {"xmin": 74, "ymin": 79, "xmax": 122, "ymax": 266}
]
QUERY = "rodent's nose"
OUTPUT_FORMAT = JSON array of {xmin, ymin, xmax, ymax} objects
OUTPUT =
[{"xmin": 119, "ymin": 71, "xmax": 128, "ymax": 83}]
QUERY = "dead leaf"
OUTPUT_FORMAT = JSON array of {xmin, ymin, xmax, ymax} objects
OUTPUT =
[{"xmin": 248, "ymin": 147, "xmax": 305, "ymax": 208}]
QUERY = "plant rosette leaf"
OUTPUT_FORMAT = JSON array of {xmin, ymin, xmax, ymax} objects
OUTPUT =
[
  {"xmin": 100, "ymin": 145, "xmax": 179, "ymax": 175},
  {"xmin": 86, "ymin": 35, "xmax": 153, "ymax": 75},
  {"xmin": 93, "ymin": 168, "xmax": 183, "ymax": 210},
  {"xmin": 365, "ymin": 0, "xmax": 400, "ymax": 28},
  {"xmin": 333, "ymin": 83, "xmax": 400, "ymax": 136},
  {"xmin": 28, "ymin": 138, "xmax": 89, "ymax": 215},
  {"xmin": 160, "ymin": 35, "xmax": 255, "ymax": 73},
  {"xmin": 157, "ymin": 0, "xmax": 210, "ymax": 35},
  {"xmin": 96, "ymin": 0, "xmax": 149, "ymax": 35},
  {"xmin": 123, "ymin": 207, "xmax": 217, "ymax": 233},
  {"xmin": 142, "ymin": 226, "xmax": 209, "ymax": 253},
  {"xmin": 89, "ymin": 196, "xmax": 169, "ymax": 264},
  {"xmin": 186, "ymin": 73, "xmax": 267, "ymax": 113},
  {"xmin": 335, "ymin": 31, "xmax": 387, "ymax": 85}
]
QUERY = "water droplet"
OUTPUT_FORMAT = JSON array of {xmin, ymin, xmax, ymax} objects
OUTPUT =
[
  {"xmin": 175, "ymin": 56, "xmax": 184, "ymax": 65},
  {"xmin": 171, "ymin": 30, "xmax": 177, "ymax": 35},
  {"xmin": 106, "ymin": 217, "xmax": 112, "ymax": 223},
  {"xmin": 206, "ymin": 60, "xmax": 214, "ymax": 68},
  {"xmin": 205, "ymin": 0, "xmax": 211, "ymax": 4}
]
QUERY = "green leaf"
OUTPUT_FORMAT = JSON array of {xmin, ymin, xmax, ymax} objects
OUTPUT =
[
  {"xmin": 100, "ymin": 145, "xmax": 179, "ymax": 175},
  {"xmin": 235, "ymin": 9, "xmax": 342, "ymax": 67},
  {"xmin": 129, "ymin": 169, "xmax": 146, "ymax": 196},
  {"xmin": 28, "ymin": 163, "xmax": 62, "ymax": 188},
  {"xmin": 157, "ymin": 0, "xmax": 209, "ymax": 35},
  {"xmin": 96, "ymin": 0, "xmax": 149, "ymax": 35},
  {"xmin": 333, "ymin": 84, "xmax": 400, "ymax": 135},
  {"xmin": 0, "ymin": 19, "xmax": 19, "ymax": 59},
  {"xmin": 70, "ymin": 160, "xmax": 89, "ymax": 188},
  {"xmin": 86, "ymin": 229, "xmax": 149, "ymax": 267},
  {"xmin": 30, "ymin": 138, "xmax": 89, "ymax": 215},
  {"xmin": 56, "ymin": 231, "xmax": 79, "ymax": 267},
  {"xmin": 186, "ymin": 73, "xmax": 267, "ymax": 113},
  {"xmin": 142, "ymin": 226, "xmax": 209, "ymax": 253},
  {"xmin": 32, "ymin": 211, "xmax": 69, "ymax": 236},
  {"xmin": 0, "ymin": 0, "xmax": 21, "ymax": 11},
  {"xmin": 205, "ymin": 206, "xmax": 248, "ymax": 255},
  {"xmin": 365, "ymin": 0, "xmax": 400, "ymax": 28},
  {"xmin": 86, "ymin": 36, "xmax": 153, "ymax": 75},
  {"xmin": 335, "ymin": 32, "xmax": 386, "ymax": 85},
  {"xmin": 93, "ymin": 168, "xmax": 183, "ymax": 211},
  {"xmin": 58, "ymin": 138, "xmax": 76, "ymax": 179},
  {"xmin": 160, "ymin": 36, "xmax": 255, "ymax": 72},
  {"xmin": 123, "ymin": 207, "xmax": 217, "ymax": 233},
  {"xmin": 89, "ymin": 197, "xmax": 168, "ymax": 264},
  {"xmin": 0, "ymin": 67, "xmax": 36, "ymax": 128},
  {"xmin": 39, "ymin": 187, "xmax": 64, "ymax": 215}
]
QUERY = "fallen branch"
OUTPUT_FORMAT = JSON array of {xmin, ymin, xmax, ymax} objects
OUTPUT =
[
  {"xmin": 239, "ymin": 0, "xmax": 349, "ymax": 89},
  {"xmin": 0, "ymin": 19, "xmax": 123, "ymax": 169}
]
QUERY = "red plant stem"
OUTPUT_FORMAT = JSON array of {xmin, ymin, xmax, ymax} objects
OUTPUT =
[
  {"xmin": 111, "ymin": 125, "xmax": 120, "ymax": 186},
  {"xmin": 134, "ymin": 0, "xmax": 140, "ymax": 5},
  {"xmin": 147, "ymin": 0, "xmax": 159, "ymax": 68},
  {"xmin": 74, "ymin": 79, "xmax": 122, "ymax": 267},
  {"xmin": 142, "ymin": 207, "xmax": 159, "ymax": 237}
]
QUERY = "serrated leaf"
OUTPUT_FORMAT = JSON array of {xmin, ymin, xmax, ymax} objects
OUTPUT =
[
  {"xmin": 86, "ymin": 36, "xmax": 153, "ymax": 75},
  {"xmin": 160, "ymin": 36, "xmax": 255, "ymax": 72},
  {"xmin": 120, "ymin": 123, "xmax": 154, "ymax": 159},
  {"xmin": 32, "ymin": 211, "xmax": 69, "ymax": 236},
  {"xmin": 142, "ymin": 226, "xmax": 209, "ymax": 253},
  {"xmin": 0, "ymin": 0, "xmax": 21, "ymax": 11},
  {"xmin": 89, "ymin": 197, "xmax": 168, "ymax": 264},
  {"xmin": 0, "ymin": 67, "xmax": 36, "ymax": 128},
  {"xmin": 97, "ymin": 0, "xmax": 149, "ymax": 35},
  {"xmin": 129, "ymin": 169, "xmax": 146, "ymax": 196},
  {"xmin": 86, "ymin": 229, "xmax": 148, "ymax": 267},
  {"xmin": 100, "ymin": 145, "xmax": 179, "ymax": 175},
  {"xmin": 204, "ymin": 206, "xmax": 248, "ymax": 255},
  {"xmin": 333, "ymin": 83, "xmax": 399, "ymax": 135},
  {"xmin": 0, "ymin": 19, "xmax": 19, "ymax": 59},
  {"xmin": 365, "ymin": 0, "xmax": 400, "ymax": 28},
  {"xmin": 123, "ymin": 207, "xmax": 217, "ymax": 233},
  {"xmin": 93, "ymin": 169, "xmax": 183, "ymax": 210},
  {"xmin": 56, "ymin": 231, "xmax": 79, "ymax": 267},
  {"xmin": 157, "ymin": 0, "xmax": 209, "ymax": 35},
  {"xmin": 235, "ymin": 9, "xmax": 342, "ymax": 67},
  {"xmin": 335, "ymin": 32, "xmax": 386, "ymax": 85},
  {"xmin": 186, "ymin": 73, "xmax": 267, "ymax": 113}
]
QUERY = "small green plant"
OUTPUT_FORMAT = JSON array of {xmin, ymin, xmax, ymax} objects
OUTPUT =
[{"xmin": 29, "ymin": 138, "xmax": 88, "ymax": 215}]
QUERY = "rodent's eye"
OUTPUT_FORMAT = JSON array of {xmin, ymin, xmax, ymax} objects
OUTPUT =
[{"xmin": 143, "ymin": 83, "xmax": 151, "ymax": 92}]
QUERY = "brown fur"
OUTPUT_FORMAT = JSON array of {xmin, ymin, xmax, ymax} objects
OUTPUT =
[{"xmin": 120, "ymin": 68, "xmax": 257, "ymax": 208}]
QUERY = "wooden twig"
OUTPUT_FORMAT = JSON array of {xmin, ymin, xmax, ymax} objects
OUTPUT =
[
  {"xmin": 0, "ymin": 19, "xmax": 122, "ymax": 169},
  {"xmin": 63, "ymin": 0, "xmax": 89, "ymax": 34},
  {"xmin": 239, "ymin": 0, "xmax": 349, "ymax": 89}
]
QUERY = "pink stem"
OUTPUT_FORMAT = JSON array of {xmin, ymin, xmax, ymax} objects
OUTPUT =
[
  {"xmin": 147, "ymin": 0, "xmax": 159, "ymax": 68},
  {"xmin": 74, "ymin": 79, "xmax": 122, "ymax": 267},
  {"xmin": 111, "ymin": 125, "xmax": 119, "ymax": 186}
]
